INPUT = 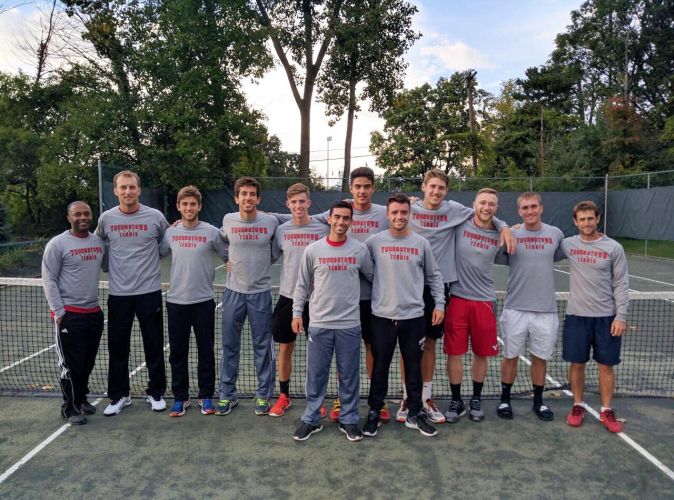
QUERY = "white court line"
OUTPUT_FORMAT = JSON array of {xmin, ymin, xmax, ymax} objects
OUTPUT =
[
  {"xmin": 554, "ymin": 267, "xmax": 674, "ymax": 289},
  {"xmin": 0, "ymin": 345, "xmax": 56, "ymax": 374},
  {"xmin": 498, "ymin": 335, "xmax": 674, "ymax": 482}
]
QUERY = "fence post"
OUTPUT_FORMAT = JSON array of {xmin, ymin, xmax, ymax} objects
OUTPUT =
[
  {"xmin": 97, "ymin": 159, "xmax": 103, "ymax": 215},
  {"xmin": 645, "ymin": 173, "xmax": 651, "ymax": 257},
  {"xmin": 529, "ymin": 177, "xmax": 533, "ymax": 191},
  {"xmin": 603, "ymin": 174, "xmax": 608, "ymax": 235}
]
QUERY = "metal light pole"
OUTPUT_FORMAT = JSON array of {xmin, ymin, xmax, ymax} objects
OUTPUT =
[{"xmin": 326, "ymin": 136, "xmax": 332, "ymax": 189}]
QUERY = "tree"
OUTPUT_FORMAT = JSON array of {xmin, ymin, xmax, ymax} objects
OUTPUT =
[
  {"xmin": 317, "ymin": 0, "xmax": 418, "ymax": 190},
  {"xmin": 252, "ymin": 0, "xmax": 344, "ymax": 178}
]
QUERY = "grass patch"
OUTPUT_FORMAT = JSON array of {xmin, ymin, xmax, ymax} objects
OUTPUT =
[{"xmin": 616, "ymin": 238, "xmax": 674, "ymax": 260}]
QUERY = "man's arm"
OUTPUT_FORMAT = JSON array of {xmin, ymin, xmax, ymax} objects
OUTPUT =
[
  {"xmin": 358, "ymin": 244, "xmax": 375, "ymax": 284},
  {"xmin": 213, "ymin": 229, "xmax": 228, "ymax": 261},
  {"xmin": 423, "ymin": 242, "xmax": 446, "ymax": 325},
  {"xmin": 41, "ymin": 240, "xmax": 65, "ymax": 323},
  {"xmin": 292, "ymin": 248, "xmax": 313, "ymax": 333},
  {"xmin": 159, "ymin": 231, "xmax": 171, "ymax": 258},
  {"xmin": 611, "ymin": 245, "xmax": 630, "ymax": 336}
]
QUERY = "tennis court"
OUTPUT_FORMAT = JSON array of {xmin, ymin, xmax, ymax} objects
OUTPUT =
[{"xmin": 1, "ymin": 253, "xmax": 673, "ymax": 495}]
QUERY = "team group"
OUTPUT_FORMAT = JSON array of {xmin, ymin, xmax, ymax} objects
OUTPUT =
[{"xmin": 41, "ymin": 167, "xmax": 629, "ymax": 441}]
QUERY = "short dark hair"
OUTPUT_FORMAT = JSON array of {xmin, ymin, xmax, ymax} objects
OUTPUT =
[
  {"xmin": 234, "ymin": 177, "xmax": 261, "ymax": 197},
  {"xmin": 350, "ymin": 167, "xmax": 375, "ymax": 184},
  {"xmin": 573, "ymin": 200, "xmax": 600, "ymax": 219},
  {"xmin": 67, "ymin": 201, "xmax": 91, "ymax": 214},
  {"xmin": 177, "ymin": 185, "xmax": 202, "ymax": 204},
  {"xmin": 386, "ymin": 193, "xmax": 410, "ymax": 209},
  {"xmin": 329, "ymin": 200, "xmax": 353, "ymax": 217}
]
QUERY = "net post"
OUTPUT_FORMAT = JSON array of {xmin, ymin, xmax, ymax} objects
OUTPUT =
[
  {"xmin": 645, "ymin": 173, "xmax": 650, "ymax": 257},
  {"xmin": 97, "ymin": 159, "xmax": 103, "ymax": 215}
]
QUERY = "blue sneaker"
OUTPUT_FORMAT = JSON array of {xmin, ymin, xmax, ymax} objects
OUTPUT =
[
  {"xmin": 215, "ymin": 399, "xmax": 238, "ymax": 416},
  {"xmin": 169, "ymin": 399, "xmax": 190, "ymax": 417},
  {"xmin": 254, "ymin": 397, "xmax": 271, "ymax": 415},
  {"xmin": 199, "ymin": 399, "xmax": 216, "ymax": 415}
]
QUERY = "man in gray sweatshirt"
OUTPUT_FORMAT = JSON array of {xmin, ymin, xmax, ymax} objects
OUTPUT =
[
  {"xmin": 217, "ymin": 177, "xmax": 279, "ymax": 416},
  {"xmin": 561, "ymin": 200, "xmax": 629, "ymax": 433},
  {"xmin": 159, "ymin": 186, "xmax": 228, "ymax": 417},
  {"xmin": 42, "ymin": 201, "xmax": 105, "ymax": 425},
  {"xmin": 96, "ymin": 170, "xmax": 169, "ymax": 416},
  {"xmin": 363, "ymin": 193, "xmax": 445, "ymax": 438},
  {"xmin": 291, "ymin": 201, "xmax": 375, "ymax": 442}
]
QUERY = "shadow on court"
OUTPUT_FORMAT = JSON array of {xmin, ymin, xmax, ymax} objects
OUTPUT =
[{"xmin": 1, "ymin": 394, "xmax": 672, "ymax": 498}]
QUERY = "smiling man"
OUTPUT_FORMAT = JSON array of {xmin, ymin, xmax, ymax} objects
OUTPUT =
[
  {"xmin": 561, "ymin": 201, "xmax": 629, "ymax": 433},
  {"xmin": 42, "ymin": 201, "xmax": 105, "ymax": 425}
]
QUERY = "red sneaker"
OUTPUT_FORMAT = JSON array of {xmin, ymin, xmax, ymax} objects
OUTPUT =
[
  {"xmin": 319, "ymin": 405, "xmax": 327, "ymax": 419},
  {"xmin": 269, "ymin": 394, "xmax": 291, "ymax": 417},
  {"xmin": 600, "ymin": 408, "xmax": 623, "ymax": 433},
  {"xmin": 566, "ymin": 404, "xmax": 585, "ymax": 427},
  {"xmin": 379, "ymin": 402, "xmax": 391, "ymax": 423},
  {"xmin": 329, "ymin": 399, "xmax": 340, "ymax": 422}
]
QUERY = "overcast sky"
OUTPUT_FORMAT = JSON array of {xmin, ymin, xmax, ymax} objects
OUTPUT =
[{"xmin": 0, "ymin": 0, "xmax": 583, "ymax": 178}]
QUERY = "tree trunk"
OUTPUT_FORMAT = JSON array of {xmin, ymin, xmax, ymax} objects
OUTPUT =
[
  {"xmin": 538, "ymin": 106, "xmax": 545, "ymax": 175},
  {"xmin": 341, "ymin": 78, "xmax": 357, "ymax": 191},
  {"xmin": 299, "ymin": 90, "xmax": 312, "ymax": 179},
  {"xmin": 466, "ymin": 70, "xmax": 478, "ymax": 175}
]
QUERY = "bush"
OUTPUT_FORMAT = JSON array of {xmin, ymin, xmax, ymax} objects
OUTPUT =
[{"xmin": 0, "ymin": 202, "xmax": 9, "ymax": 242}]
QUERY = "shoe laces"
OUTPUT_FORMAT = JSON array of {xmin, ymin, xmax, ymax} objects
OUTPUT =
[
  {"xmin": 255, "ymin": 397, "xmax": 269, "ymax": 407},
  {"xmin": 571, "ymin": 405, "xmax": 584, "ymax": 416},
  {"xmin": 219, "ymin": 399, "xmax": 232, "ymax": 406},
  {"xmin": 602, "ymin": 408, "xmax": 617, "ymax": 422},
  {"xmin": 332, "ymin": 399, "xmax": 341, "ymax": 410},
  {"xmin": 469, "ymin": 398, "xmax": 481, "ymax": 409},
  {"xmin": 426, "ymin": 399, "xmax": 439, "ymax": 412},
  {"xmin": 448, "ymin": 399, "xmax": 462, "ymax": 411}
]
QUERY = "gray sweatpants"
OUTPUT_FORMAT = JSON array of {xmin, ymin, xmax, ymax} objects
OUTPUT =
[
  {"xmin": 302, "ymin": 326, "xmax": 361, "ymax": 425},
  {"xmin": 219, "ymin": 289, "xmax": 275, "ymax": 400}
]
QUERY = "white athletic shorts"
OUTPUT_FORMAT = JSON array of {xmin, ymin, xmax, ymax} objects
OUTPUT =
[{"xmin": 499, "ymin": 309, "xmax": 559, "ymax": 360}]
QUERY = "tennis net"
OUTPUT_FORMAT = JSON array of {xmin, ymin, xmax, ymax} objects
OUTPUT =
[{"xmin": 1, "ymin": 277, "xmax": 673, "ymax": 398}]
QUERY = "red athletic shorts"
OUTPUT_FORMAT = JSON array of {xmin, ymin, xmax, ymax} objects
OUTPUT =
[{"xmin": 444, "ymin": 296, "xmax": 499, "ymax": 357}]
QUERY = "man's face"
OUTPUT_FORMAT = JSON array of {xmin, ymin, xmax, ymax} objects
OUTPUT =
[
  {"xmin": 350, "ymin": 176, "xmax": 374, "ymax": 206},
  {"xmin": 113, "ymin": 175, "xmax": 141, "ymax": 208},
  {"xmin": 518, "ymin": 197, "xmax": 543, "ymax": 227},
  {"xmin": 286, "ymin": 193, "xmax": 310, "ymax": 219},
  {"xmin": 573, "ymin": 209, "xmax": 600, "ymax": 237},
  {"xmin": 177, "ymin": 196, "xmax": 201, "ymax": 222},
  {"xmin": 473, "ymin": 192, "xmax": 498, "ymax": 224},
  {"xmin": 421, "ymin": 177, "xmax": 448, "ymax": 209},
  {"xmin": 387, "ymin": 201, "xmax": 410, "ymax": 231},
  {"xmin": 235, "ymin": 185, "xmax": 260, "ymax": 213},
  {"xmin": 67, "ymin": 203, "xmax": 92, "ymax": 232},
  {"xmin": 328, "ymin": 207, "xmax": 352, "ymax": 236}
]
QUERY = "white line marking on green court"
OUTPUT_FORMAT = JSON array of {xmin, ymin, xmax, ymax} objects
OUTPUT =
[
  {"xmin": 554, "ymin": 267, "xmax": 674, "ymax": 289},
  {"xmin": 0, "ymin": 345, "xmax": 56, "ymax": 373}
]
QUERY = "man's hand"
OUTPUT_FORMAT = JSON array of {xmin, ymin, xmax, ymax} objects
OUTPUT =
[
  {"xmin": 610, "ymin": 319, "xmax": 626, "ymax": 337},
  {"xmin": 500, "ymin": 226, "xmax": 516, "ymax": 255},
  {"xmin": 431, "ymin": 308, "xmax": 444, "ymax": 326},
  {"xmin": 291, "ymin": 317, "xmax": 304, "ymax": 335},
  {"xmin": 409, "ymin": 196, "xmax": 420, "ymax": 204},
  {"xmin": 55, "ymin": 315, "xmax": 63, "ymax": 326},
  {"xmin": 226, "ymin": 261, "xmax": 233, "ymax": 273}
]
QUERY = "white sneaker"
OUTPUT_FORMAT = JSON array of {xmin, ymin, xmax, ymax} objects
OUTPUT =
[
  {"xmin": 146, "ymin": 395, "xmax": 166, "ymax": 412},
  {"xmin": 395, "ymin": 399, "xmax": 409, "ymax": 423},
  {"xmin": 424, "ymin": 399, "xmax": 446, "ymax": 423},
  {"xmin": 104, "ymin": 396, "xmax": 132, "ymax": 416}
]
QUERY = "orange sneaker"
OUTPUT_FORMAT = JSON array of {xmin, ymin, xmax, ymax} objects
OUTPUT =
[
  {"xmin": 600, "ymin": 408, "xmax": 623, "ymax": 433},
  {"xmin": 269, "ymin": 394, "xmax": 291, "ymax": 417},
  {"xmin": 329, "ymin": 399, "xmax": 341, "ymax": 422},
  {"xmin": 566, "ymin": 404, "xmax": 585, "ymax": 427},
  {"xmin": 379, "ymin": 402, "xmax": 391, "ymax": 423}
]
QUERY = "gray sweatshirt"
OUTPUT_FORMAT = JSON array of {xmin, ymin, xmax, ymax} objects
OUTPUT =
[
  {"xmin": 220, "ymin": 212, "xmax": 278, "ymax": 294},
  {"xmin": 366, "ymin": 231, "xmax": 445, "ymax": 320},
  {"xmin": 497, "ymin": 224, "xmax": 565, "ymax": 313},
  {"xmin": 95, "ymin": 205, "xmax": 169, "ymax": 296},
  {"xmin": 450, "ymin": 219, "xmax": 504, "ymax": 301},
  {"xmin": 41, "ymin": 231, "xmax": 105, "ymax": 318},
  {"xmin": 159, "ymin": 222, "xmax": 228, "ymax": 304},
  {"xmin": 561, "ymin": 235, "xmax": 629, "ymax": 321},
  {"xmin": 293, "ymin": 237, "xmax": 375, "ymax": 329},
  {"xmin": 272, "ymin": 219, "xmax": 329, "ymax": 299}
]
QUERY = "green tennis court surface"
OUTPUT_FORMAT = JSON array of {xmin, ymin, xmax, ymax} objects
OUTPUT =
[{"xmin": 0, "ymin": 394, "xmax": 672, "ymax": 496}]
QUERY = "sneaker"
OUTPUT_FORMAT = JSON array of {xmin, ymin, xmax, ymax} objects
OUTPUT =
[
  {"xmin": 424, "ymin": 399, "xmax": 446, "ymax": 424},
  {"xmin": 599, "ymin": 408, "xmax": 623, "ymax": 433},
  {"xmin": 146, "ymin": 395, "xmax": 167, "ymax": 412},
  {"xmin": 255, "ymin": 397, "xmax": 271, "ymax": 415},
  {"xmin": 469, "ymin": 398, "xmax": 484, "ymax": 422},
  {"xmin": 405, "ymin": 413, "xmax": 438, "ymax": 437},
  {"xmin": 199, "ymin": 399, "xmax": 216, "ymax": 415},
  {"xmin": 380, "ymin": 402, "xmax": 391, "ymax": 423},
  {"xmin": 169, "ymin": 400, "xmax": 191, "ymax": 417},
  {"xmin": 104, "ymin": 396, "xmax": 132, "ymax": 416},
  {"xmin": 362, "ymin": 409, "xmax": 381, "ymax": 437},
  {"xmin": 269, "ymin": 394, "xmax": 292, "ymax": 417},
  {"xmin": 497, "ymin": 401, "xmax": 514, "ymax": 420},
  {"xmin": 444, "ymin": 399, "xmax": 466, "ymax": 423},
  {"xmin": 566, "ymin": 404, "xmax": 585, "ymax": 427},
  {"xmin": 319, "ymin": 405, "xmax": 327, "ymax": 419},
  {"xmin": 293, "ymin": 422, "xmax": 322, "ymax": 442},
  {"xmin": 215, "ymin": 399, "xmax": 238, "ymax": 416},
  {"xmin": 80, "ymin": 400, "xmax": 96, "ymax": 416},
  {"xmin": 330, "ymin": 399, "xmax": 341, "ymax": 422},
  {"xmin": 339, "ymin": 423, "xmax": 363, "ymax": 442},
  {"xmin": 67, "ymin": 414, "xmax": 87, "ymax": 425},
  {"xmin": 395, "ymin": 399, "xmax": 409, "ymax": 423}
]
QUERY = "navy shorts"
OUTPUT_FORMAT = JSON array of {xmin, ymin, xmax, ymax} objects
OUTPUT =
[
  {"xmin": 562, "ymin": 314, "xmax": 621, "ymax": 366},
  {"xmin": 271, "ymin": 295, "xmax": 309, "ymax": 343}
]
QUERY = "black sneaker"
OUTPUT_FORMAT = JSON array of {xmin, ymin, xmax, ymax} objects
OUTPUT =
[
  {"xmin": 444, "ymin": 399, "xmax": 466, "ymax": 423},
  {"xmin": 362, "ymin": 409, "xmax": 381, "ymax": 437},
  {"xmin": 67, "ymin": 414, "xmax": 87, "ymax": 425},
  {"xmin": 293, "ymin": 422, "xmax": 322, "ymax": 442},
  {"xmin": 339, "ymin": 423, "xmax": 363, "ymax": 442},
  {"xmin": 80, "ymin": 401, "xmax": 96, "ymax": 415},
  {"xmin": 405, "ymin": 413, "xmax": 438, "ymax": 437},
  {"xmin": 469, "ymin": 398, "xmax": 484, "ymax": 422}
]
